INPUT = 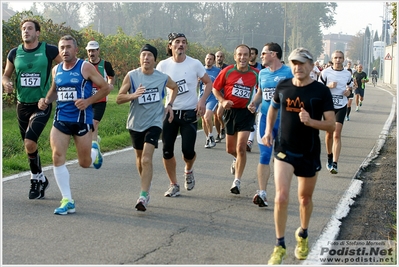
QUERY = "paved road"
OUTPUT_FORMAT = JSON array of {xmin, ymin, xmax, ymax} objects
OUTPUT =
[{"xmin": 2, "ymin": 83, "xmax": 396, "ymax": 265}]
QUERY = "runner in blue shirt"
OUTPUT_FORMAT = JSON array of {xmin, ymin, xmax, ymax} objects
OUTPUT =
[
  {"xmin": 199, "ymin": 53, "xmax": 221, "ymax": 148},
  {"xmin": 248, "ymin": 42, "xmax": 293, "ymax": 207}
]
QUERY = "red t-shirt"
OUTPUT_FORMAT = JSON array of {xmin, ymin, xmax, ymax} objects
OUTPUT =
[{"xmin": 213, "ymin": 64, "xmax": 259, "ymax": 108}]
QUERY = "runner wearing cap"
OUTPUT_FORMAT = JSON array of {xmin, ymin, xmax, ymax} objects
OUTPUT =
[
  {"xmin": 264, "ymin": 47, "xmax": 335, "ymax": 264},
  {"xmin": 85, "ymin": 40, "xmax": 116, "ymax": 156}
]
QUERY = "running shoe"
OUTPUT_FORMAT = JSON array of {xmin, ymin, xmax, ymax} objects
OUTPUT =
[
  {"xmin": 268, "ymin": 246, "xmax": 286, "ymax": 265},
  {"xmin": 346, "ymin": 116, "xmax": 350, "ymax": 121},
  {"xmin": 164, "ymin": 184, "xmax": 181, "ymax": 197},
  {"xmin": 135, "ymin": 195, "xmax": 150, "ymax": 212},
  {"xmin": 330, "ymin": 162, "xmax": 338, "ymax": 174},
  {"xmin": 204, "ymin": 139, "xmax": 211, "ymax": 148},
  {"xmin": 326, "ymin": 157, "xmax": 333, "ymax": 172},
  {"xmin": 359, "ymin": 101, "xmax": 362, "ymax": 106},
  {"xmin": 209, "ymin": 136, "xmax": 216, "ymax": 148},
  {"xmin": 253, "ymin": 190, "xmax": 268, "ymax": 207},
  {"xmin": 29, "ymin": 179, "xmax": 41, "ymax": 199},
  {"xmin": 215, "ymin": 134, "xmax": 222, "ymax": 143},
  {"xmin": 246, "ymin": 140, "xmax": 253, "ymax": 152},
  {"xmin": 92, "ymin": 141, "xmax": 103, "ymax": 169},
  {"xmin": 220, "ymin": 128, "xmax": 226, "ymax": 139},
  {"xmin": 39, "ymin": 176, "xmax": 50, "ymax": 199},
  {"xmin": 184, "ymin": 171, "xmax": 195, "ymax": 190},
  {"xmin": 230, "ymin": 179, "xmax": 241, "ymax": 194},
  {"xmin": 295, "ymin": 227, "xmax": 309, "ymax": 260},
  {"xmin": 54, "ymin": 198, "xmax": 75, "ymax": 215},
  {"xmin": 230, "ymin": 160, "xmax": 236, "ymax": 175},
  {"xmin": 356, "ymin": 106, "xmax": 359, "ymax": 112}
]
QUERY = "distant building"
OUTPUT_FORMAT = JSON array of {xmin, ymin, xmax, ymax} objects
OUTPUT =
[
  {"xmin": 318, "ymin": 33, "xmax": 355, "ymax": 64},
  {"xmin": 373, "ymin": 41, "xmax": 386, "ymax": 60}
]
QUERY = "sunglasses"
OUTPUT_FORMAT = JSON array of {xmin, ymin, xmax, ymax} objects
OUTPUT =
[{"xmin": 261, "ymin": 51, "xmax": 276, "ymax": 55}]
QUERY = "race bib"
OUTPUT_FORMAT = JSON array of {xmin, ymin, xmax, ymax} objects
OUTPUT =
[
  {"xmin": 57, "ymin": 87, "xmax": 78, "ymax": 102},
  {"xmin": 20, "ymin": 73, "xmax": 41, "ymax": 87},
  {"xmin": 138, "ymin": 88, "xmax": 160, "ymax": 104},
  {"xmin": 332, "ymin": 94, "xmax": 344, "ymax": 106},
  {"xmin": 176, "ymin": 79, "xmax": 189, "ymax": 95},
  {"xmin": 262, "ymin": 87, "xmax": 275, "ymax": 101},
  {"xmin": 91, "ymin": 87, "xmax": 98, "ymax": 96},
  {"xmin": 232, "ymin": 84, "xmax": 251, "ymax": 99}
]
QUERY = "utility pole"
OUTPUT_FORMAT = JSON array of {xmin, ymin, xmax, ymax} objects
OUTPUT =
[
  {"xmin": 368, "ymin": 24, "xmax": 373, "ymax": 74},
  {"xmin": 379, "ymin": 3, "xmax": 388, "ymax": 81},
  {"xmin": 282, "ymin": 3, "xmax": 287, "ymax": 62}
]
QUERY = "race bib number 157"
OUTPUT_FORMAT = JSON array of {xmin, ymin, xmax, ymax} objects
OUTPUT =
[{"xmin": 20, "ymin": 73, "xmax": 41, "ymax": 87}]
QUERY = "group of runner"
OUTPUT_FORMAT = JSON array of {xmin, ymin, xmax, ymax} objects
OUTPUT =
[{"xmin": 4, "ymin": 18, "xmax": 373, "ymax": 265}]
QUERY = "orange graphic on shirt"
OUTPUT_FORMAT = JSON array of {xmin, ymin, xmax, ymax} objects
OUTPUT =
[{"xmin": 286, "ymin": 97, "xmax": 304, "ymax": 112}]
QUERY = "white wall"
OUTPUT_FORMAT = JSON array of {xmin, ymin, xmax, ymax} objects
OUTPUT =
[{"xmin": 383, "ymin": 43, "xmax": 397, "ymax": 86}]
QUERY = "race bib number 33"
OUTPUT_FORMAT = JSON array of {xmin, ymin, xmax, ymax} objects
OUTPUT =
[{"xmin": 332, "ymin": 94, "xmax": 344, "ymax": 106}]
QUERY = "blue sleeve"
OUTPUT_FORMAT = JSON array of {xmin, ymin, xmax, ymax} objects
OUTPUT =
[{"xmin": 271, "ymin": 99, "xmax": 280, "ymax": 109}]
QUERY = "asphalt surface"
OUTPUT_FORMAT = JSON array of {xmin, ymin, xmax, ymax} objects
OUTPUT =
[{"xmin": 2, "ymin": 83, "xmax": 396, "ymax": 266}]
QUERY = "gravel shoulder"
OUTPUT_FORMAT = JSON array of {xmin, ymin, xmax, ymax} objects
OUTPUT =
[{"xmin": 337, "ymin": 117, "xmax": 397, "ymax": 242}]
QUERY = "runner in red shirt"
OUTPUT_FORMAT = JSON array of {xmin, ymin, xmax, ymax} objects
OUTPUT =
[{"xmin": 213, "ymin": 44, "xmax": 259, "ymax": 194}]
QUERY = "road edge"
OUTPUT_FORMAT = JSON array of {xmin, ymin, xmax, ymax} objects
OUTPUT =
[{"xmin": 303, "ymin": 86, "xmax": 397, "ymax": 265}]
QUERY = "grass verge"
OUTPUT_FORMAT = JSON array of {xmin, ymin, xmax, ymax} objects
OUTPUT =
[{"xmin": 3, "ymin": 89, "xmax": 131, "ymax": 177}]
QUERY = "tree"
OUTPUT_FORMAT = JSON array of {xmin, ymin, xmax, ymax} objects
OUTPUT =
[
  {"xmin": 2, "ymin": 11, "xmax": 82, "ymax": 105},
  {"xmin": 390, "ymin": 2, "xmax": 397, "ymax": 41},
  {"xmin": 346, "ymin": 32, "xmax": 364, "ymax": 65},
  {"xmin": 39, "ymin": 2, "xmax": 85, "ymax": 29},
  {"xmin": 2, "ymin": 11, "xmax": 82, "ymax": 66},
  {"xmin": 286, "ymin": 2, "xmax": 337, "ymax": 58}
]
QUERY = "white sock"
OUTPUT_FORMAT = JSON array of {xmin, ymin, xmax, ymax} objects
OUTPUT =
[
  {"xmin": 37, "ymin": 172, "xmax": 46, "ymax": 182},
  {"xmin": 53, "ymin": 165, "xmax": 72, "ymax": 200},
  {"xmin": 31, "ymin": 172, "xmax": 45, "ymax": 182},
  {"xmin": 208, "ymin": 133, "xmax": 213, "ymax": 138},
  {"xmin": 248, "ymin": 129, "xmax": 255, "ymax": 142},
  {"xmin": 91, "ymin": 148, "xmax": 97, "ymax": 165}
]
